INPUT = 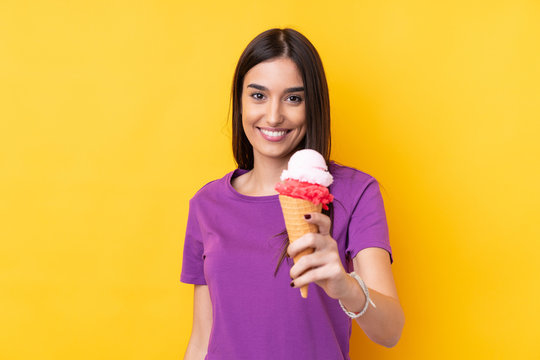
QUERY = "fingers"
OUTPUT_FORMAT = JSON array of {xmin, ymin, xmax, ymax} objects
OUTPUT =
[
  {"xmin": 287, "ymin": 232, "xmax": 337, "ymax": 260},
  {"xmin": 305, "ymin": 212, "xmax": 331, "ymax": 236},
  {"xmin": 289, "ymin": 248, "xmax": 341, "ymax": 277},
  {"xmin": 290, "ymin": 262, "xmax": 343, "ymax": 289},
  {"xmin": 290, "ymin": 265, "xmax": 327, "ymax": 288},
  {"xmin": 286, "ymin": 213, "xmax": 332, "ymax": 258},
  {"xmin": 286, "ymin": 212, "xmax": 338, "ymax": 291},
  {"xmin": 289, "ymin": 251, "xmax": 326, "ymax": 279},
  {"xmin": 287, "ymin": 232, "xmax": 318, "ymax": 259}
]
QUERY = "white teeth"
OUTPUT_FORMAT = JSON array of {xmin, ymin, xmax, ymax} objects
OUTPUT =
[{"xmin": 260, "ymin": 129, "xmax": 287, "ymax": 137}]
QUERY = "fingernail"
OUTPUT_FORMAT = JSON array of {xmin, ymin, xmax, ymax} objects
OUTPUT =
[
  {"xmin": 290, "ymin": 281, "xmax": 295, "ymax": 287},
  {"xmin": 304, "ymin": 214, "xmax": 311, "ymax": 220}
]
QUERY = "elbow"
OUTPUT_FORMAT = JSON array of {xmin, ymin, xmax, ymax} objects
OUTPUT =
[
  {"xmin": 379, "ymin": 333, "xmax": 402, "ymax": 348},
  {"xmin": 374, "ymin": 311, "xmax": 405, "ymax": 348}
]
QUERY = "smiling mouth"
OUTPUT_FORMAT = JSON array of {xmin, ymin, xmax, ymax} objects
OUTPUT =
[{"xmin": 257, "ymin": 127, "xmax": 292, "ymax": 142}]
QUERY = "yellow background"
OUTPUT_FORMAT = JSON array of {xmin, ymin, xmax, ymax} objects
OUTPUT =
[{"xmin": 1, "ymin": 1, "xmax": 539, "ymax": 359}]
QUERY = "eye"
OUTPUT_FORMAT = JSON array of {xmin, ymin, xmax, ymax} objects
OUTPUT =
[
  {"xmin": 287, "ymin": 95, "xmax": 303, "ymax": 103},
  {"xmin": 250, "ymin": 92, "xmax": 265, "ymax": 100}
]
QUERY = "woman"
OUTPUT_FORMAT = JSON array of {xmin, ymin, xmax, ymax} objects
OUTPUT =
[{"xmin": 182, "ymin": 28, "xmax": 404, "ymax": 359}]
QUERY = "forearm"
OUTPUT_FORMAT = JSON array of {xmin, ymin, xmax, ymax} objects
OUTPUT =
[
  {"xmin": 183, "ymin": 338, "xmax": 207, "ymax": 360},
  {"xmin": 339, "ymin": 275, "xmax": 404, "ymax": 348}
]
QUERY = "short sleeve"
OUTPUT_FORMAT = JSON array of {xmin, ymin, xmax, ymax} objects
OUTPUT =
[
  {"xmin": 180, "ymin": 198, "xmax": 207, "ymax": 285},
  {"xmin": 346, "ymin": 178, "xmax": 393, "ymax": 264}
]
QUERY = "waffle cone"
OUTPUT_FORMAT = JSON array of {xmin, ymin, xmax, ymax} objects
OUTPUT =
[{"xmin": 278, "ymin": 195, "xmax": 322, "ymax": 298}]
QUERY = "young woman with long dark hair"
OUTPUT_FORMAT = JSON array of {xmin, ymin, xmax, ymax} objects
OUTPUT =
[{"xmin": 181, "ymin": 28, "xmax": 404, "ymax": 360}]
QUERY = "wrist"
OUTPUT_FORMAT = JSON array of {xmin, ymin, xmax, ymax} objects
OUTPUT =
[
  {"xmin": 338, "ymin": 272, "xmax": 366, "ymax": 313},
  {"xmin": 338, "ymin": 272, "xmax": 375, "ymax": 318}
]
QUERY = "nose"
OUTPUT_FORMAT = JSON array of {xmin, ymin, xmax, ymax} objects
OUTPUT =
[{"xmin": 266, "ymin": 99, "xmax": 284, "ymax": 126}]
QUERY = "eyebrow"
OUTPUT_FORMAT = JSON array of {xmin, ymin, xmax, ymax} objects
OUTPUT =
[{"xmin": 247, "ymin": 83, "xmax": 305, "ymax": 93}]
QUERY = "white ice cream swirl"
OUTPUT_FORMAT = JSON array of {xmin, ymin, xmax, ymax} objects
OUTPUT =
[{"xmin": 280, "ymin": 149, "xmax": 333, "ymax": 187}]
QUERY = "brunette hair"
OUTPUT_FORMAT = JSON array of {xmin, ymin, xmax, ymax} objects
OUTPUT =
[
  {"xmin": 231, "ymin": 28, "xmax": 331, "ymax": 169},
  {"xmin": 229, "ymin": 28, "xmax": 335, "ymax": 275}
]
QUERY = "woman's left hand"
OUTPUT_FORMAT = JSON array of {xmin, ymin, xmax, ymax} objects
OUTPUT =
[{"xmin": 287, "ymin": 212, "xmax": 351, "ymax": 300}]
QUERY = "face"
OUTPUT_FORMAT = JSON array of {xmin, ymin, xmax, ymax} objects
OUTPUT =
[{"xmin": 241, "ymin": 57, "xmax": 306, "ymax": 165}]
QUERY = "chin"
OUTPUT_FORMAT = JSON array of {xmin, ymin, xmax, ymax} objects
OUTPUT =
[{"xmin": 254, "ymin": 147, "xmax": 296, "ymax": 161}]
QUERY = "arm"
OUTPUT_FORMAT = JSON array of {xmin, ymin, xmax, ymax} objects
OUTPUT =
[
  {"xmin": 183, "ymin": 285, "xmax": 212, "ymax": 360},
  {"xmin": 339, "ymin": 248, "xmax": 404, "ymax": 347},
  {"xmin": 288, "ymin": 213, "xmax": 404, "ymax": 348}
]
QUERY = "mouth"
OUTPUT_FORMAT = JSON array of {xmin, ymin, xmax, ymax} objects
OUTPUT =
[{"xmin": 257, "ymin": 127, "xmax": 292, "ymax": 142}]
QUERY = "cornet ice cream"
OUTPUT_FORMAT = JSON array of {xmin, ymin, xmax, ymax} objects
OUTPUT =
[{"xmin": 275, "ymin": 149, "xmax": 334, "ymax": 298}]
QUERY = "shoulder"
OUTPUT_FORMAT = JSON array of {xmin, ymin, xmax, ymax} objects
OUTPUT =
[
  {"xmin": 329, "ymin": 161, "xmax": 379, "ymax": 190},
  {"xmin": 328, "ymin": 161, "xmax": 384, "ymax": 211},
  {"xmin": 189, "ymin": 169, "xmax": 238, "ymax": 204}
]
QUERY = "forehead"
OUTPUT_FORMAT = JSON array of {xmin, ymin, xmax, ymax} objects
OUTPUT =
[{"xmin": 243, "ymin": 58, "xmax": 303, "ymax": 88}]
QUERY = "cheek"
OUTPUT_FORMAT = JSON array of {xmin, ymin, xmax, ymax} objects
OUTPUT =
[
  {"xmin": 290, "ymin": 106, "xmax": 307, "ymax": 126},
  {"xmin": 241, "ymin": 105, "xmax": 258, "ymax": 137},
  {"xmin": 241, "ymin": 102, "xmax": 261, "ymax": 123}
]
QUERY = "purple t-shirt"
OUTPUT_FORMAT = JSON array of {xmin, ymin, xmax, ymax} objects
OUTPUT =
[{"xmin": 181, "ymin": 162, "xmax": 392, "ymax": 359}]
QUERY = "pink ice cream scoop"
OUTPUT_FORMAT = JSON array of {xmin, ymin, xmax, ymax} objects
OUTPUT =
[{"xmin": 275, "ymin": 149, "xmax": 334, "ymax": 210}]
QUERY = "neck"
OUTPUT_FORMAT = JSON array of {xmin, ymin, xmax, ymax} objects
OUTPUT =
[{"xmin": 246, "ymin": 154, "xmax": 291, "ymax": 195}]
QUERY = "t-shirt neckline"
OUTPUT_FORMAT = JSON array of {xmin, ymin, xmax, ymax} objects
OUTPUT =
[{"xmin": 226, "ymin": 168, "xmax": 280, "ymax": 202}]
